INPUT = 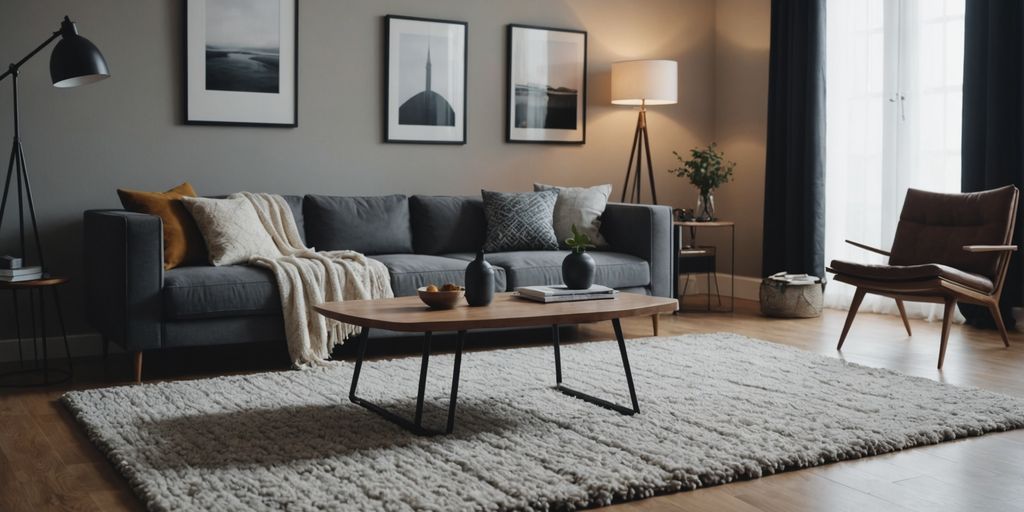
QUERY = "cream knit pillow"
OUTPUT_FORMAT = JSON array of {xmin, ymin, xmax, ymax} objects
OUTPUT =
[{"xmin": 181, "ymin": 196, "xmax": 281, "ymax": 266}]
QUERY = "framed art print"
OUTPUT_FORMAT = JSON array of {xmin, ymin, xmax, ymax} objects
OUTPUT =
[
  {"xmin": 507, "ymin": 24, "xmax": 587, "ymax": 144},
  {"xmin": 385, "ymin": 15, "xmax": 467, "ymax": 144},
  {"xmin": 185, "ymin": 0, "xmax": 298, "ymax": 127}
]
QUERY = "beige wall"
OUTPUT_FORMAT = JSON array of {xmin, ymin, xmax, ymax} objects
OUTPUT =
[
  {"xmin": 710, "ymin": 0, "xmax": 771, "ymax": 279},
  {"xmin": 0, "ymin": 0, "xmax": 717, "ymax": 335}
]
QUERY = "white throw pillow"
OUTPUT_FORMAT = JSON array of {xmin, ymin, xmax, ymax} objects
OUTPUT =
[
  {"xmin": 181, "ymin": 196, "xmax": 281, "ymax": 266},
  {"xmin": 534, "ymin": 183, "xmax": 612, "ymax": 248}
]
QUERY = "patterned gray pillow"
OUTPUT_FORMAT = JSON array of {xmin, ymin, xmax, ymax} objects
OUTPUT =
[{"xmin": 481, "ymin": 190, "xmax": 559, "ymax": 252}]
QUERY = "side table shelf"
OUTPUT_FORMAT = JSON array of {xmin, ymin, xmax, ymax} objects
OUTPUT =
[
  {"xmin": 672, "ymin": 221, "xmax": 736, "ymax": 313},
  {"xmin": 0, "ymin": 276, "xmax": 73, "ymax": 387}
]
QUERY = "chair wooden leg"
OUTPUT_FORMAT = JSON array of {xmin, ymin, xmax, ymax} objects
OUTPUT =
[
  {"xmin": 652, "ymin": 314, "xmax": 659, "ymax": 336},
  {"xmin": 895, "ymin": 299, "xmax": 912, "ymax": 336},
  {"xmin": 987, "ymin": 302, "xmax": 1011, "ymax": 348},
  {"xmin": 937, "ymin": 298, "xmax": 957, "ymax": 370},
  {"xmin": 838, "ymin": 288, "xmax": 867, "ymax": 350},
  {"xmin": 133, "ymin": 352, "xmax": 143, "ymax": 384}
]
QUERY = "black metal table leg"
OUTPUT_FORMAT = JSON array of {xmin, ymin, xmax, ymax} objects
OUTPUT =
[
  {"xmin": 553, "ymin": 318, "xmax": 640, "ymax": 415},
  {"xmin": 552, "ymin": 324, "xmax": 562, "ymax": 384},
  {"xmin": 445, "ymin": 330, "xmax": 466, "ymax": 434},
  {"xmin": 12, "ymin": 290, "xmax": 23, "ymax": 368},
  {"xmin": 349, "ymin": 328, "xmax": 465, "ymax": 436}
]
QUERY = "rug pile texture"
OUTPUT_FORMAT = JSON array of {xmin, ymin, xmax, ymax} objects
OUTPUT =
[{"xmin": 63, "ymin": 333, "xmax": 1024, "ymax": 511}]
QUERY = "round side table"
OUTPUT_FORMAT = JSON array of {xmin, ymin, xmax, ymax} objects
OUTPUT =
[{"xmin": 0, "ymin": 276, "xmax": 73, "ymax": 387}]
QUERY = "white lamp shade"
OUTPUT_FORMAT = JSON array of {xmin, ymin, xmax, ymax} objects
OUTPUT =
[{"xmin": 611, "ymin": 59, "xmax": 678, "ymax": 106}]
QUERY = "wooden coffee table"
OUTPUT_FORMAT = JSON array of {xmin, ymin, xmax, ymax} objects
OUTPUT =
[{"xmin": 314, "ymin": 292, "xmax": 678, "ymax": 436}]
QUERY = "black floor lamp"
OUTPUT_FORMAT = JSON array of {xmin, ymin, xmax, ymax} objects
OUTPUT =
[
  {"xmin": 611, "ymin": 60, "xmax": 678, "ymax": 205},
  {"xmin": 0, "ymin": 15, "xmax": 110, "ymax": 271}
]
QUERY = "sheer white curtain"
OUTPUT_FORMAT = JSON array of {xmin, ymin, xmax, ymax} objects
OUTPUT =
[{"xmin": 824, "ymin": 0, "xmax": 966, "ymax": 321}]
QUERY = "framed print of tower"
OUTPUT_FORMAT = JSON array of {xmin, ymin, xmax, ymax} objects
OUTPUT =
[{"xmin": 384, "ymin": 15, "xmax": 467, "ymax": 144}]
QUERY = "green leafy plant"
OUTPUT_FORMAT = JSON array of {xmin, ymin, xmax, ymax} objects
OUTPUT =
[
  {"xmin": 668, "ymin": 143, "xmax": 736, "ymax": 195},
  {"xmin": 564, "ymin": 224, "xmax": 595, "ymax": 254}
]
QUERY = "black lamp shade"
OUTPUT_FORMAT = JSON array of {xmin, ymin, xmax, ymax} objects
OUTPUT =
[{"xmin": 49, "ymin": 33, "xmax": 109, "ymax": 88}]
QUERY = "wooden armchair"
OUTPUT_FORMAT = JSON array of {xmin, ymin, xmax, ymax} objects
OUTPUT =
[{"xmin": 827, "ymin": 186, "xmax": 1019, "ymax": 369}]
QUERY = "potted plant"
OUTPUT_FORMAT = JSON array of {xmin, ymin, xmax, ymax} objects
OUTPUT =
[
  {"xmin": 562, "ymin": 224, "xmax": 596, "ymax": 289},
  {"xmin": 668, "ymin": 143, "xmax": 735, "ymax": 221}
]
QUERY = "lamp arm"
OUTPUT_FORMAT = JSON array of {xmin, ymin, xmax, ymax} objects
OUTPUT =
[{"xmin": 0, "ymin": 21, "xmax": 68, "ymax": 82}]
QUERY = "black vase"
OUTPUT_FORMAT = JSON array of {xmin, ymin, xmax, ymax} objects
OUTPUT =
[
  {"xmin": 464, "ymin": 250, "xmax": 495, "ymax": 306},
  {"xmin": 562, "ymin": 251, "xmax": 596, "ymax": 289}
]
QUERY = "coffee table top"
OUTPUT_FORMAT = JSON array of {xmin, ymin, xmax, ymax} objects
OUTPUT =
[{"xmin": 314, "ymin": 292, "xmax": 678, "ymax": 332}]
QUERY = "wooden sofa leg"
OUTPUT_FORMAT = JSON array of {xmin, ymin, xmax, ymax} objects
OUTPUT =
[
  {"xmin": 652, "ymin": 314, "xmax": 659, "ymax": 336},
  {"xmin": 895, "ymin": 299, "xmax": 912, "ymax": 336},
  {"xmin": 838, "ymin": 288, "xmax": 866, "ymax": 350},
  {"xmin": 988, "ymin": 302, "xmax": 1011, "ymax": 348},
  {"xmin": 937, "ymin": 298, "xmax": 957, "ymax": 369},
  {"xmin": 134, "ymin": 352, "xmax": 143, "ymax": 384}
]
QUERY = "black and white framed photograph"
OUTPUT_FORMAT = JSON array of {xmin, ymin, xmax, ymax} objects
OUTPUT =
[
  {"xmin": 507, "ymin": 25, "xmax": 587, "ymax": 144},
  {"xmin": 184, "ymin": 0, "xmax": 297, "ymax": 127},
  {"xmin": 385, "ymin": 15, "xmax": 467, "ymax": 144}
]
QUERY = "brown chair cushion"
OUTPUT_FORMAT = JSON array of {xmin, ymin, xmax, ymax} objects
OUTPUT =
[
  {"xmin": 829, "ymin": 260, "xmax": 994, "ymax": 293},
  {"xmin": 117, "ymin": 183, "xmax": 208, "ymax": 270},
  {"xmin": 889, "ymin": 186, "xmax": 1017, "ymax": 281}
]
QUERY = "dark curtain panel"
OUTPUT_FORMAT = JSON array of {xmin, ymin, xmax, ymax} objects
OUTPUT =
[
  {"xmin": 960, "ymin": 0, "xmax": 1024, "ymax": 328},
  {"xmin": 761, "ymin": 0, "xmax": 826, "ymax": 278}
]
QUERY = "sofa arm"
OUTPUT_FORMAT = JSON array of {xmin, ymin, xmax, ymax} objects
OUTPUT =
[
  {"xmin": 600, "ymin": 203, "xmax": 674, "ymax": 298},
  {"xmin": 83, "ymin": 210, "xmax": 164, "ymax": 351}
]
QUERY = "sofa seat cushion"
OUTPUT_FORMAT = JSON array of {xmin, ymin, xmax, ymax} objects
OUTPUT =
[
  {"xmin": 164, "ymin": 265, "xmax": 281, "ymax": 320},
  {"xmin": 445, "ymin": 251, "xmax": 650, "ymax": 290},
  {"xmin": 829, "ymin": 260, "xmax": 994, "ymax": 292},
  {"xmin": 370, "ymin": 254, "xmax": 507, "ymax": 297}
]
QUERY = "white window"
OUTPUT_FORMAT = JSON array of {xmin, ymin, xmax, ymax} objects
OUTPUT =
[{"xmin": 824, "ymin": 0, "xmax": 966, "ymax": 320}]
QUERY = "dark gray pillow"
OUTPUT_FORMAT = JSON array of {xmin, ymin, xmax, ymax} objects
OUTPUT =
[
  {"xmin": 481, "ymin": 190, "xmax": 559, "ymax": 252},
  {"xmin": 303, "ymin": 194, "xmax": 412, "ymax": 254},
  {"xmin": 410, "ymin": 195, "xmax": 486, "ymax": 255}
]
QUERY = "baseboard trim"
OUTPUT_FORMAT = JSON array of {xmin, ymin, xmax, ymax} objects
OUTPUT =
[
  {"xmin": 677, "ymin": 273, "xmax": 761, "ymax": 302},
  {"xmin": 0, "ymin": 332, "xmax": 112, "ymax": 364}
]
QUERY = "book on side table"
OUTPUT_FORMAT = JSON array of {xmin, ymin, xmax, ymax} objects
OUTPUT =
[
  {"xmin": 515, "ymin": 284, "xmax": 618, "ymax": 303},
  {"xmin": 0, "ymin": 266, "xmax": 43, "ymax": 282}
]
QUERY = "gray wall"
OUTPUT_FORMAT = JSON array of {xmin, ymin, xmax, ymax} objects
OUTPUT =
[{"xmin": 0, "ymin": 0, "xmax": 716, "ymax": 336}]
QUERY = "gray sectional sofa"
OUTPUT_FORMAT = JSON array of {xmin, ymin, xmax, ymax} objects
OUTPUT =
[{"xmin": 83, "ymin": 194, "xmax": 672, "ymax": 359}]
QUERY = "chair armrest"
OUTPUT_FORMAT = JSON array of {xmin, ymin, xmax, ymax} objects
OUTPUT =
[
  {"xmin": 963, "ymin": 245, "xmax": 1018, "ymax": 253},
  {"xmin": 845, "ymin": 240, "xmax": 891, "ymax": 257},
  {"xmin": 600, "ymin": 202, "xmax": 674, "ymax": 298},
  {"xmin": 83, "ymin": 210, "xmax": 164, "ymax": 351}
]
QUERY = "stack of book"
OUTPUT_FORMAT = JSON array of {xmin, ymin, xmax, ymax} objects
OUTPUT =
[
  {"xmin": 515, "ymin": 284, "xmax": 618, "ymax": 304},
  {"xmin": 0, "ymin": 266, "xmax": 42, "ymax": 283}
]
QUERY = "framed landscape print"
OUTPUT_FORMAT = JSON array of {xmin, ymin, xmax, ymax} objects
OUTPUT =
[
  {"xmin": 385, "ymin": 15, "xmax": 467, "ymax": 144},
  {"xmin": 184, "ymin": 0, "xmax": 298, "ymax": 127},
  {"xmin": 507, "ymin": 25, "xmax": 587, "ymax": 144}
]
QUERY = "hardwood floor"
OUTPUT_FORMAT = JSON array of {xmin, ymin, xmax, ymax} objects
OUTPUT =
[{"xmin": 2, "ymin": 298, "xmax": 1023, "ymax": 511}]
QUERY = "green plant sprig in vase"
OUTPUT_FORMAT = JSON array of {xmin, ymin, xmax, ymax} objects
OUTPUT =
[
  {"xmin": 562, "ymin": 225, "xmax": 597, "ymax": 289},
  {"xmin": 668, "ymin": 142, "xmax": 735, "ymax": 221}
]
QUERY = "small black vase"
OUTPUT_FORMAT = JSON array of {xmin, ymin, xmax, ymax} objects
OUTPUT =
[
  {"xmin": 562, "ymin": 251, "xmax": 596, "ymax": 289},
  {"xmin": 464, "ymin": 250, "xmax": 495, "ymax": 306}
]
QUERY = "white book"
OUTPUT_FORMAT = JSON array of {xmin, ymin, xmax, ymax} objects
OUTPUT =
[
  {"xmin": 0, "ymin": 266, "xmax": 42, "ymax": 277},
  {"xmin": 0, "ymin": 272, "xmax": 42, "ymax": 282},
  {"xmin": 514, "ymin": 291, "xmax": 618, "ymax": 304},
  {"xmin": 516, "ymin": 284, "xmax": 616, "ymax": 298}
]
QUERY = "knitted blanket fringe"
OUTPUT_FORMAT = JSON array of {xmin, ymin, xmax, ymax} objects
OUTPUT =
[{"xmin": 236, "ymin": 192, "xmax": 393, "ymax": 368}]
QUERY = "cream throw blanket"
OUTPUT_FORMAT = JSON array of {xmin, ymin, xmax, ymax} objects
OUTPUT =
[{"xmin": 235, "ymin": 192, "xmax": 393, "ymax": 368}]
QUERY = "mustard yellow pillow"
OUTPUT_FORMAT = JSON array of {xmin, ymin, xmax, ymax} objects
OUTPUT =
[{"xmin": 117, "ymin": 183, "xmax": 208, "ymax": 270}]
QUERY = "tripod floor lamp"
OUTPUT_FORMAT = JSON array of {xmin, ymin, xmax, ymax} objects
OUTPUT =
[
  {"xmin": 0, "ymin": 16, "xmax": 110, "ymax": 272},
  {"xmin": 611, "ymin": 59, "xmax": 677, "ymax": 204},
  {"xmin": 0, "ymin": 16, "xmax": 108, "ymax": 386}
]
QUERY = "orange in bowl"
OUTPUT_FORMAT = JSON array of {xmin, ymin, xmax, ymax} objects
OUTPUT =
[{"xmin": 417, "ymin": 285, "xmax": 464, "ymax": 309}]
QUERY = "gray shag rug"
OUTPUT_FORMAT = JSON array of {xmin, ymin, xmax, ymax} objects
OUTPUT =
[{"xmin": 63, "ymin": 333, "xmax": 1024, "ymax": 511}]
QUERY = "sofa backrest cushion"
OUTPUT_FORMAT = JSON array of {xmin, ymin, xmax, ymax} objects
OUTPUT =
[
  {"xmin": 409, "ymin": 195, "xmax": 486, "ymax": 255},
  {"xmin": 303, "ymin": 194, "xmax": 413, "ymax": 254},
  {"xmin": 281, "ymin": 195, "xmax": 305, "ymax": 245}
]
